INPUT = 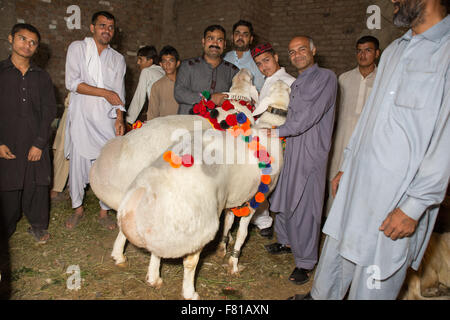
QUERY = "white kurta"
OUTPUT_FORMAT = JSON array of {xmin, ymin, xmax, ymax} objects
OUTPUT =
[
  {"xmin": 252, "ymin": 67, "xmax": 296, "ymax": 116},
  {"xmin": 323, "ymin": 16, "xmax": 450, "ymax": 280},
  {"xmin": 126, "ymin": 64, "xmax": 165, "ymax": 124},
  {"xmin": 65, "ymin": 39, "xmax": 126, "ymax": 161},
  {"xmin": 328, "ymin": 66, "xmax": 377, "ymax": 180}
]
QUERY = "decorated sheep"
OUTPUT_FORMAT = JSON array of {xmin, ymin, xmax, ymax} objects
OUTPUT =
[{"xmin": 90, "ymin": 73, "xmax": 291, "ymax": 299}]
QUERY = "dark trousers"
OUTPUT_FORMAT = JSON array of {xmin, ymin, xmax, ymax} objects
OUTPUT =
[{"xmin": 0, "ymin": 184, "xmax": 49, "ymax": 239}]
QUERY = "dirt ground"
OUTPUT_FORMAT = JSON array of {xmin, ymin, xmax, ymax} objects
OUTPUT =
[
  {"xmin": 2, "ymin": 189, "xmax": 449, "ymax": 300},
  {"xmin": 2, "ymin": 188, "xmax": 315, "ymax": 300}
]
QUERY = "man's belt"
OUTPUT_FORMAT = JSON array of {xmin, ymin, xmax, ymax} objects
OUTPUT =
[{"xmin": 267, "ymin": 106, "xmax": 287, "ymax": 117}]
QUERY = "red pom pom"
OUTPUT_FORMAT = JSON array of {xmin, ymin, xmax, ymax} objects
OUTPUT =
[
  {"xmin": 193, "ymin": 104, "xmax": 201, "ymax": 114},
  {"xmin": 221, "ymin": 100, "xmax": 235, "ymax": 111},
  {"xmin": 182, "ymin": 154, "xmax": 194, "ymax": 167},
  {"xmin": 239, "ymin": 100, "xmax": 247, "ymax": 106},
  {"xmin": 206, "ymin": 100, "xmax": 216, "ymax": 110},
  {"xmin": 225, "ymin": 114, "xmax": 238, "ymax": 126}
]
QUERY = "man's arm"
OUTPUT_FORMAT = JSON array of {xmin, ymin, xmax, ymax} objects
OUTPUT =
[
  {"xmin": 126, "ymin": 69, "xmax": 150, "ymax": 124},
  {"xmin": 28, "ymin": 71, "xmax": 57, "ymax": 162},
  {"xmin": 380, "ymin": 67, "xmax": 450, "ymax": 240},
  {"xmin": 147, "ymin": 81, "xmax": 160, "ymax": 121},
  {"xmin": 277, "ymin": 71, "xmax": 337, "ymax": 138},
  {"xmin": 174, "ymin": 61, "xmax": 203, "ymax": 106},
  {"xmin": 65, "ymin": 42, "xmax": 124, "ymax": 106}
]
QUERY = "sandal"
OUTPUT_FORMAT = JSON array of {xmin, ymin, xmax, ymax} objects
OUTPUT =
[
  {"xmin": 264, "ymin": 242, "xmax": 292, "ymax": 255},
  {"xmin": 65, "ymin": 212, "xmax": 84, "ymax": 230},
  {"xmin": 27, "ymin": 227, "xmax": 50, "ymax": 244},
  {"xmin": 98, "ymin": 214, "xmax": 117, "ymax": 230},
  {"xmin": 289, "ymin": 267, "xmax": 311, "ymax": 285}
]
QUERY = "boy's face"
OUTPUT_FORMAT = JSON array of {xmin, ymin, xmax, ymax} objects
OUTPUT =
[
  {"xmin": 137, "ymin": 56, "xmax": 153, "ymax": 70},
  {"xmin": 159, "ymin": 54, "xmax": 180, "ymax": 75}
]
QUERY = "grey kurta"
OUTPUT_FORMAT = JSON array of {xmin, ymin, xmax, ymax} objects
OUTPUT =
[
  {"xmin": 174, "ymin": 56, "xmax": 239, "ymax": 114},
  {"xmin": 270, "ymin": 64, "xmax": 337, "ymax": 269}
]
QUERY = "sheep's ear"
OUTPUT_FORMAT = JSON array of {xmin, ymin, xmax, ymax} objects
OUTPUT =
[{"xmin": 250, "ymin": 85, "xmax": 259, "ymax": 105}]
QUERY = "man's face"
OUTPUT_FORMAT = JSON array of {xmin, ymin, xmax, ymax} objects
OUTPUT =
[
  {"xmin": 90, "ymin": 15, "xmax": 115, "ymax": 46},
  {"xmin": 288, "ymin": 37, "xmax": 316, "ymax": 73},
  {"xmin": 137, "ymin": 56, "xmax": 153, "ymax": 71},
  {"xmin": 202, "ymin": 29, "xmax": 226, "ymax": 59},
  {"xmin": 391, "ymin": 0, "xmax": 425, "ymax": 27},
  {"xmin": 160, "ymin": 54, "xmax": 180, "ymax": 75},
  {"xmin": 356, "ymin": 42, "xmax": 380, "ymax": 68},
  {"xmin": 254, "ymin": 52, "xmax": 280, "ymax": 78},
  {"xmin": 233, "ymin": 25, "xmax": 253, "ymax": 52},
  {"xmin": 8, "ymin": 29, "xmax": 39, "ymax": 59}
]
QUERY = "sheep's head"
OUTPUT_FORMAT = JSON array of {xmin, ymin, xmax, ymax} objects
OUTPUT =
[
  {"xmin": 256, "ymin": 80, "xmax": 291, "ymax": 128},
  {"xmin": 229, "ymin": 68, "xmax": 259, "ymax": 106}
]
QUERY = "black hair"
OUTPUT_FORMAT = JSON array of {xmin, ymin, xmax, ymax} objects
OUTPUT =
[
  {"xmin": 137, "ymin": 45, "xmax": 159, "ymax": 64},
  {"xmin": 91, "ymin": 11, "xmax": 115, "ymax": 25},
  {"xmin": 356, "ymin": 36, "xmax": 380, "ymax": 51},
  {"xmin": 232, "ymin": 20, "xmax": 254, "ymax": 36},
  {"xmin": 10, "ymin": 23, "xmax": 41, "ymax": 43},
  {"xmin": 203, "ymin": 25, "xmax": 226, "ymax": 39},
  {"xmin": 159, "ymin": 45, "xmax": 180, "ymax": 62}
]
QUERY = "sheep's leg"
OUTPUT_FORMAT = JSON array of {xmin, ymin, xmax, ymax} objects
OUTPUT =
[
  {"xmin": 111, "ymin": 230, "xmax": 128, "ymax": 267},
  {"xmin": 228, "ymin": 210, "xmax": 255, "ymax": 275},
  {"xmin": 182, "ymin": 250, "xmax": 202, "ymax": 300},
  {"xmin": 217, "ymin": 210, "xmax": 235, "ymax": 258},
  {"xmin": 146, "ymin": 253, "xmax": 163, "ymax": 289}
]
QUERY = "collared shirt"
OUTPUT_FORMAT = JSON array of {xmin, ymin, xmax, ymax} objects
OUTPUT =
[
  {"xmin": 65, "ymin": 40, "xmax": 126, "ymax": 160},
  {"xmin": 252, "ymin": 67, "xmax": 296, "ymax": 116},
  {"xmin": 126, "ymin": 64, "xmax": 165, "ymax": 124},
  {"xmin": 147, "ymin": 75, "xmax": 179, "ymax": 120},
  {"xmin": 224, "ymin": 50, "xmax": 265, "ymax": 91},
  {"xmin": 0, "ymin": 57, "xmax": 57, "ymax": 190},
  {"xmin": 174, "ymin": 56, "xmax": 239, "ymax": 114},
  {"xmin": 328, "ymin": 66, "xmax": 377, "ymax": 179},
  {"xmin": 324, "ymin": 15, "xmax": 450, "ymax": 278}
]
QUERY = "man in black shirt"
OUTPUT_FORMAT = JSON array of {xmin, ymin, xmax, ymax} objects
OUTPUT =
[{"xmin": 0, "ymin": 24, "xmax": 56, "ymax": 243}]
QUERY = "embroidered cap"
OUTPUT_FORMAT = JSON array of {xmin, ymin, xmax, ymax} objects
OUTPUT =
[{"xmin": 251, "ymin": 43, "xmax": 274, "ymax": 58}]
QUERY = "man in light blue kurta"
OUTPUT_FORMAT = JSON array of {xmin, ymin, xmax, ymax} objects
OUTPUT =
[
  {"xmin": 306, "ymin": 1, "xmax": 450, "ymax": 300},
  {"xmin": 224, "ymin": 20, "xmax": 264, "ymax": 91}
]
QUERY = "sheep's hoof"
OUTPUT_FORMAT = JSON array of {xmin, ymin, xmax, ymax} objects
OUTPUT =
[
  {"xmin": 114, "ymin": 256, "xmax": 128, "ymax": 268},
  {"xmin": 184, "ymin": 292, "xmax": 200, "ymax": 300},
  {"xmin": 146, "ymin": 276, "xmax": 163, "ymax": 289},
  {"xmin": 227, "ymin": 259, "xmax": 245, "ymax": 276},
  {"xmin": 216, "ymin": 245, "xmax": 227, "ymax": 258}
]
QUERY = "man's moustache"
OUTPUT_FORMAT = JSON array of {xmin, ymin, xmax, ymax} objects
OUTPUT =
[{"xmin": 209, "ymin": 46, "xmax": 220, "ymax": 50}]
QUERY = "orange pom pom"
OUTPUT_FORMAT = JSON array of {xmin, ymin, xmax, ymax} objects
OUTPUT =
[
  {"xmin": 163, "ymin": 151, "xmax": 173, "ymax": 162},
  {"xmin": 261, "ymin": 175, "xmax": 271, "ymax": 185},
  {"xmin": 171, "ymin": 153, "xmax": 182, "ymax": 166},
  {"xmin": 255, "ymin": 192, "xmax": 265, "ymax": 203}
]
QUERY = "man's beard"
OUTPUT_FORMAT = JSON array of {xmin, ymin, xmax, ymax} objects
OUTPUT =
[
  {"xmin": 393, "ymin": 0, "xmax": 426, "ymax": 27},
  {"xmin": 234, "ymin": 41, "xmax": 249, "ymax": 52}
]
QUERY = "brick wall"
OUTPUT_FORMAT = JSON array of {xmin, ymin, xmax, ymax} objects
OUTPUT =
[{"xmin": 0, "ymin": 0, "xmax": 412, "ymax": 107}]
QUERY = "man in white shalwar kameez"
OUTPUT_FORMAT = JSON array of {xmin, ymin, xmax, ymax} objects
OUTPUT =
[
  {"xmin": 325, "ymin": 36, "xmax": 380, "ymax": 214},
  {"xmin": 294, "ymin": 0, "xmax": 450, "ymax": 300},
  {"xmin": 64, "ymin": 11, "xmax": 126, "ymax": 230}
]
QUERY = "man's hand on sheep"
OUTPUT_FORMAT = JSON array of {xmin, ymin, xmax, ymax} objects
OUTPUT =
[
  {"xmin": 265, "ymin": 128, "xmax": 279, "ymax": 138},
  {"xmin": 210, "ymin": 93, "xmax": 228, "ymax": 107}
]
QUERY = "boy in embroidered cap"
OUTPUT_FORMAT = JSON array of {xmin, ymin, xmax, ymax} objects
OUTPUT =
[{"xmin": 247, "ymin": 43, "xmax": 296, "ymax": 239}]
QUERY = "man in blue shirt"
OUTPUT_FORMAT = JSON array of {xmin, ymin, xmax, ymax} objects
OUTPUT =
[
  {"xmin": 224, "ymin": 20, "xmax": 264, "ymax": 92},
  {"xmin": 293, "ymin": 0, "xmax": 450, "ymax": 300}
]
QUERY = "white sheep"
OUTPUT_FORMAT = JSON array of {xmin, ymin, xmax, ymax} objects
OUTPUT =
[{"xmin": 90, "ymin": 76, "xmax": 290, "ymax": 299}]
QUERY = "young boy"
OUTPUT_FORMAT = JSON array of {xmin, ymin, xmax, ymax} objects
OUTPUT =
[
  {"xmin": 126, "ymin": 45, "xmax": 165, "ymax": 125},
  {"xmin": 147, "ymin": 45, "xmax": 181, "ymax": 120}
]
